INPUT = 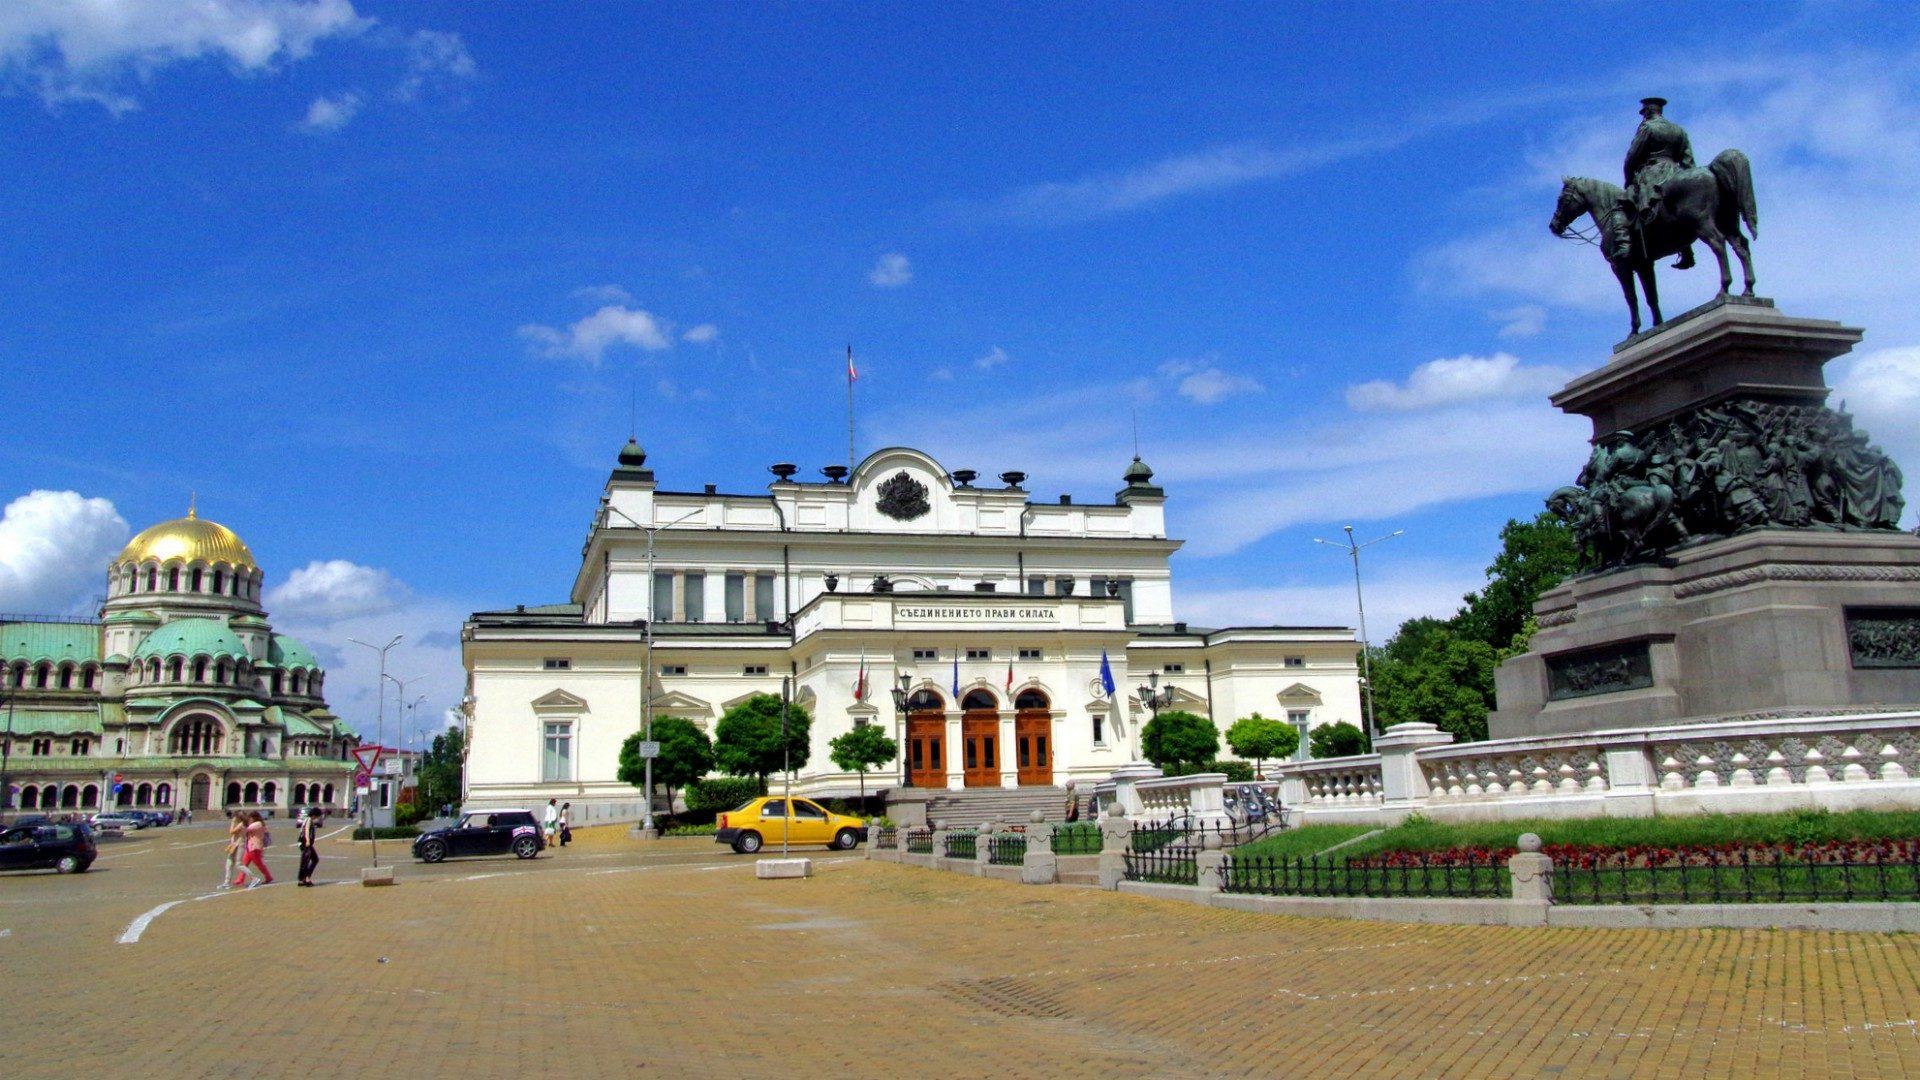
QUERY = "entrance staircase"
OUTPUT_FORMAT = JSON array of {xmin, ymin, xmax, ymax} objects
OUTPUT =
[{"xmin": 921, "ymin": 786, "xmax": 1070, "ymax": 830}]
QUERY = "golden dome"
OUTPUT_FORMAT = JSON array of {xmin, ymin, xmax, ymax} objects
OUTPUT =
[{"xmin": 115, "ymin": 507, "xmax": 258, "ymax": 570}]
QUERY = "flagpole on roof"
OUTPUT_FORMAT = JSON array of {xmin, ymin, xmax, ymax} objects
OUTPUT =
[{"xmin": 846, "ymin": 344, "xmax": 856, "ymax": 473}]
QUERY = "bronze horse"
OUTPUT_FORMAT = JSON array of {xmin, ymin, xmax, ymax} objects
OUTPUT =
[{"xmin": 1550, "ymin": 151, "xmax": 1758, "ymax": 336}]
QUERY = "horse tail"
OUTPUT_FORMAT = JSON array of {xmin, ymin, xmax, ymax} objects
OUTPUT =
[{"xmin": 1711, "ymin": 149, "xmax": 1757, "ymax": 239}]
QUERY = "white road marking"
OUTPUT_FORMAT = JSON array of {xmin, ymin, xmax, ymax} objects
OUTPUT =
[
  {"xmin": 118, "ymin": 886, "xmax": 250, "ymax": 945},
  {"xmin": 0, "ymin": 928, "xmax": 11, "ymax": 938}
]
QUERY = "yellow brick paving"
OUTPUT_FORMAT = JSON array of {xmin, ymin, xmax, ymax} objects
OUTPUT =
[{"xmin": 3, "ymin": 824, "xmax": 1920, "ymax": 1078}]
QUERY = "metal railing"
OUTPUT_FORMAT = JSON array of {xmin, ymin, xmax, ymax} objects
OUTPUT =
[
  {"xmin": 1222, "ymin": 853, "xmax": 1511, "ymax": 899},
  {"xmin": 1122, "ymin": 844, "xmax": 1198, "ymax": 885},
  {"xmin": 873, "ymin": 826, "xmax": 898, "ymax": 849},
  {"xmin": 942, "ymin": 830, "xmax": 977, "ymax": 860},
  {"xmin": 905, "ymin": 829, "xmax": 933, "ymax": 854},
  {"xmin": 988, "ymin": 832, "xmax": 1028, "ymax": 866},
  {"xmin": 1553, "ymin": 844, "xmax": 1920, "ymax": 905},
  {"xmin": 1051, "ymin": 824, "xmax": 1102, "ymax": 855}
]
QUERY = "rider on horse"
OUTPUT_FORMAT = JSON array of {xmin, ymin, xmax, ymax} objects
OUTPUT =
[{"xmin": 1616, "ymin": 97, "xmax": 1698, "ymax": 269}]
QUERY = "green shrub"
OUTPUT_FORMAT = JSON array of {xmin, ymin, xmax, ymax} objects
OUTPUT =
[
  {"xmin": 1161, "ymin": 759, "xmax": 1255, "ymax": 783},
  {"xmin": 394, "ymin": 802, "xmax": 432, "ymax": 827},
  {"xmin": 1309, "ymin": 721, "xmax": 1371, "ymax": 759},
  {"xmin": 663, "ymin": 822, "xmax": 717, "ymax": 836},
  {"xmin": 351, "ymin": 826, "xmax": 419, "ymax": 840},
  {"xmin": 687, "ymin": 777, "xmax": 763, "ymax": 814}
]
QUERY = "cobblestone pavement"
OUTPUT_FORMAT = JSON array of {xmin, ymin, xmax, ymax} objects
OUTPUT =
[{"xmin": 5, "ymin": 823, "xmax": 1920, "ymax": 1078}]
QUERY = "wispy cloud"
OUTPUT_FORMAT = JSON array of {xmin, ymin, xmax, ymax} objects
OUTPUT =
[
  {"xmin": 520, "ymin": 305, "xmax": 674, "ymax": 363},
  {"xmin": 299, "ymin": 91, "xmax": 362, "ymax": 133},
  {"xmin": 681, "ymin": 323, "xmax": 719, "ymax": 344},
  {"xmin": 572, "ymin": 284, "xmax": 632, "ymax": 305},
  {"xmin": 392, "ymin": 28, "xmax": 475, "ymax": 102},
  {"xmin": 1346, "ymin": 353, "xmax": 1570, "ymax": 412},
  {"xmin": 974, "ymin": 346, "xmax": 1010, "ymax": 370},
  {"xmin": 1160, "ymin": 358, "xmax": 1263, "ymax": 405},
  {"xmin": 868, "ymin": 253, "xmax": 912, "ymax": 288}
]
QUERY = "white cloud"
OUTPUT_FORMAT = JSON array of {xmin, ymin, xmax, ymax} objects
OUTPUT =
[
  {"xmin": 974, "ymin": 346, "xmax": 1010, "ymax": 370},
  {"xmin": 681, "ymin": 323, "xmax": 719, "ymax": 344},
  {"xmin": 1832, "ymin": 345, "xmax": 1920, "ymax": 528},
  {"xmin": 266, "ymin": 559, "xmax": 408, "ymax": 621},
  {"xmin": 267, "ymin": 583, "xmax": 468, "ymax": 749},
  {"xmin": 1493, "ymin": 305, "xmax": 1548, "ymax": 339},
  {"xmin": 0, "ymin": 0, "xmax": 370, "ymax": 112},
  {"xmin": 392, "ymin": 27, "xmax": 473, "ymax": 102},
  {"xmin": 1179, "ymin": 561, "xmax": 1487, "ymax": 639},
  {"xmin": 299, "ymin": 91, "xmax": 360, "ymax": 132},
  {"xmin": 519, "ymin": 304, "xmax": 673, "ymax": 363},
  {"xmin": 571, "ymin": 284, "xmax": 632, "ymax": 305},
  {"xmin": 928, "ymin": 367, "xmax": 954, "ymax": 382},
  {"xmin": 0, "ymin": 490, "xmax": 128, "ymax": 614},
  {"xmin": 1346, "ymin": 353, "xmax": 1572, "ymax": 412},
  {"xmin": 867, "ymin": 253, "xmax": 912, "ymax": 288},
  {"xmin": 1160, "ymin": 358, "xmax": 1262, "ymax": 405}
]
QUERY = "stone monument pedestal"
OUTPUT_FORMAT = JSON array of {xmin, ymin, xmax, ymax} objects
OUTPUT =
[{"xmin": 1491, "ymin": 298, "xmax": 1920, "ymax": 739}]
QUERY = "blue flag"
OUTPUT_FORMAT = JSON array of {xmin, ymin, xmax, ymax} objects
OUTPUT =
[
  {"xmin": 951, "ymin": 650, "xmax": 960, "ymax": 696},
  {"xmin": 1099, "ymin": 648, "xmax": 1116, "ymax": 697}
]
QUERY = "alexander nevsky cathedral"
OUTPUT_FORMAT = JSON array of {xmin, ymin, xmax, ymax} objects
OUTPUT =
[{"xmin": 1, "ymin": 510, "xmax": 359, "ymax": 816}]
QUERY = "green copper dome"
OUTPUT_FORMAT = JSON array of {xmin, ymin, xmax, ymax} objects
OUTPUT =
[
  {"xmin": 132, "ymin": 617, "xmax": 249, "ymax": 661},
  {"xmin": 268, "ymin": 634, "xmax": 320, "ymax": 671}
]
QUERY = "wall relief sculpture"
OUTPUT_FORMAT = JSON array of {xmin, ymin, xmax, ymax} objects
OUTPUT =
[
  {"xmin": 1847, "ymin": 609, "xmax": 1920, "ymax": 669},
  {"xmin": 875, "ymin": 470, "xmax": 931, "ymax": 521}
]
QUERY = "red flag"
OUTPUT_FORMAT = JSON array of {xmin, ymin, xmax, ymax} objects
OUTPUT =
[
  {"xmin": 854, "ymin": 648, "xmax": 867, "ymax": 701},
  {"xmin": 1005, "ymin": 657, "xmax": 1014, "ymax": 693}
]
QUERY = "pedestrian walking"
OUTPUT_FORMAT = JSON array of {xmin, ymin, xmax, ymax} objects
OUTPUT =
[
  {"xmin": 559, "ymin": 802, "xmax": 572, "ymax": 847},
  {"xmin": 1063, "ymin": 782, "xmax": 1080, "ymax": 823},
  {"xmin": 543, "ymin": 798, "xmax": 559, "ymax": 848},
  {"xmin": 236, "ymin": 811, "xmax": 274, "ymax": 888},
  {"xmin": 297, "ymin": 808, "xmax": 323, "ymax": 886},
  {"xmin": 220, "ymin": 811, "xmax": 244, "ymax": 888}
]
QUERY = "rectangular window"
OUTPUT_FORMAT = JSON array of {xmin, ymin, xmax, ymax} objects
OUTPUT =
[
  {"xmin": 1018, "ymin": 648, "xmax": 1043, "ymax": 661},
  {"xmin": 69, "ymin": 738, "xmax": 88, "ymax": 756},
  {"xmin": 1285, "ymin": 656, "xmax": 1305, "ymax": 668},
  {"xmin": 659, "ymin": 664, "xmax": 687, "ymax": 676},
  {"xmin": 743, "ymin": 664, "xmax": 768, "ymax": 676},
  {"xmin": 652, "ymin": 572, "xmax": 674, "ymax": 623},
  {"xmin": 1288, "ymin": 710, "xmax": 1311, "ymax": 761},
  {"xmin": 542, "ymin": 722, "xmax": 572, "ymax": 782},
  {"xmin": 966, "ymin": 648, "xmax": 991, "ymax": 661},
  {"xmin": 725, "ymin": 573, "xmax": 745, "ymax": 622},
  {"xmin": 912, "ymin": 648, "xmax": 938, "ymax": 661},
  {"xmin": 1092, "ymin": 714, "xmax": 1105, "ymax": 745},
  {"xmin": 1162, "ymin": 663, "xmax": 1184, "ymax": 674},
  {"xmin": 754, "ymin": 574, "xmax": 775, "ymax": 620},
  {"xmin": 542, "ymin": 658, "xmax": 571, "ymax": 670},
  {"xmin": 682, "ymin": 572, "xmax": 705, "ymax": 622},
  {"xmin": 1027, "ymin": 576, "xmax": 1046, "ymax": 596}
]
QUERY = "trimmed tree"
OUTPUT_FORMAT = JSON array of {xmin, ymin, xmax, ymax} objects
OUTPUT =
[
  {"xmin": 828, "ymin": 723, "xmax": 898, "ymax": 807},
  {"xmin": 1308, "ymin": 721, "xmax": 1370, "ymax": 759},
  {"xmin": 1140, "ymin": 710, "xmax": 1219, "ymax": 770},
  {"xmin": 712, "ymin": 693, "xmax": 812, "ymax": 793},
  {"xmin": 1224, "ymin": 713, "xmax": 1299, "ymax": 779},
  {"xmin": 618, "ymin": 717, "xmax": 713, "ymax": 819}
]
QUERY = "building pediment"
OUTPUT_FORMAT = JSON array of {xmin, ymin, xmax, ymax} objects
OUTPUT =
[
  {"xmin": 531, "ymin": 689, "xmax": 590, "ymax": 712},
  {"xmin": 649, "ymin": 689, "xmax": 712, "ymax": 715},
  {"xmin": 1276, "ymin": 682, "xmax": 1324, "ymax": 705}
]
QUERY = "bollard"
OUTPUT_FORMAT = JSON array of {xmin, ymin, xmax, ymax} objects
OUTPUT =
[
  {"xmin": 1096, "ymin": 803, "xmax": 1131, "ymax": 890},
  {"xmin": 1194, "ymin": 831, "xmax": 1226, "ymax": 894},
  {"xmin": 1507, "ymin": 832, "xmax": 1554, "ymax": 922},
  {"xmin": 1022, "ymin": 809, "xmax": 1057, "ymax": 885}
]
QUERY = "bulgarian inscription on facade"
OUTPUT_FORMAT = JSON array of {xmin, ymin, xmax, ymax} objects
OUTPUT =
[{"xmin": 895, "ymin": 605, "xmax": 1055, "ymax": 624}]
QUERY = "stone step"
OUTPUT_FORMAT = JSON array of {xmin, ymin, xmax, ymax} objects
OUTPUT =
[{"xmin": 922, "ymin": 786, "xmax": 1072, "ymax": 829}]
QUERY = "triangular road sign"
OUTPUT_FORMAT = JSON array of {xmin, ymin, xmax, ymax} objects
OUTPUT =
[{"xmin": 351, "ymin": 745, "xmax": 384, "ymax": 773}]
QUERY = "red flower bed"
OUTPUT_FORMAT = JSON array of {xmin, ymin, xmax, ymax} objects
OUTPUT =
[{"xmin": 1349, "ymin": 838, "xmax": 1920, "ymax": 870}]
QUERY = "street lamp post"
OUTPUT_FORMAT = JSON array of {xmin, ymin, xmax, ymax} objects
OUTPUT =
[
  {"xmin": 0, "ymin": 686, "xmax": 15, "ymax": 826},
  {"xmin": 1313, "ymin": 525, "xmax": 1403, "ymax": 741},
  {"xmin": 347, "ymin": 634, "xmax": 403, "ymax": 866},
  {"xmin": 602, "ymin": 504, "xmax": 702, "ymax": 839},
  {"xmin": 889, "ymin": 673, "xmax": 914, "ymax": 788}
]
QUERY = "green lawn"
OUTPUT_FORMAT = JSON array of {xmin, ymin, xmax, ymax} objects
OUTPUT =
[{"xmin": 1237, "ymin": 808, "xmax": 1920, "ymax": 861}]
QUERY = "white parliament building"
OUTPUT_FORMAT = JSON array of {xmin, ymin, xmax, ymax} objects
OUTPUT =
[{"xmin": 462, "ymin": 442, "xmax": 1363, "ymax": 819}]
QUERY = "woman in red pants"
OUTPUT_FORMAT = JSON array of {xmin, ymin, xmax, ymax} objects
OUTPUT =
[{"xmin": 237, "ymin": 810, "xmax": 274, "ymax": 888}]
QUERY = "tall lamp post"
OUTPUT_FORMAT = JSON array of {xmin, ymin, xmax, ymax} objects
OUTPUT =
[
  {"xmin": 603, "ymin": 504, "xmax": 702, "ymax": 839},
  {"xmin": 0, "ymin": 686, "xmax": 15, "ymax": 825},
  {"xmin": 1136, "ymin": 670, "xmax": 1175, "ymax": 718},
  {"xmin": 1313, "ymin": 525, "xmax": 1403, "ymax": 741},
  {"xmin": 347, "ymin": 634, "xmax": 403, "ymax": 863},
  {"xmin": 889, "ymin": 673, "xmax": 914, "ymax": 787}
]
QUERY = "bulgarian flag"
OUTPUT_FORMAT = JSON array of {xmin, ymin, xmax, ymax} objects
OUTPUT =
[
  {"xmin": 853, "ymin": 648, "xmax": 867, "ymax": 701},
  {"xmin": 1005, "ymin": 657, "xmax": 1015, "ymax": 693},
  {"xmin": 847, "ymin": 344, "xmax": 857, "ymax": 382}
]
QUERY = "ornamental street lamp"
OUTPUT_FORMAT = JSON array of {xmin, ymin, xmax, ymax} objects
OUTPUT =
[
  {"xmin": 1136, "ymin": 670, "xmax": 1175, "ymax": 717},
  {"xmin": 1313, "ymin": 525, "xmax": 1404, "ymax": 741},
  {"xmin": 603, "ymin": 504, "xmax": 702, "ymax": 838},
  {"xmin": 889, "ymin": 673, "xmax": 914, "ymax": 788}
]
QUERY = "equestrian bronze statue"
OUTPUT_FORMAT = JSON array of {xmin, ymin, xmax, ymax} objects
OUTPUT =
[{"xmin": 1549, "ymin": 98, "xmax": 1758, "ymax": 336}]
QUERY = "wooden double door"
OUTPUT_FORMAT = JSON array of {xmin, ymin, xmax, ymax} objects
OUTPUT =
[
  {"xmin": 1014, "ymin": 709, "xmax": 1051, "ymax": 786},
  {"xmin": 961, "ymin": 711, "xmax": 999, "ymax": 788},
  {"xmin": 906, "ymin": 715, "xmax": 946, "ymax": 788}
]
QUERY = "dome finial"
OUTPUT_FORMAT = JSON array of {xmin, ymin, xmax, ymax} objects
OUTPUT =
[
  {"xmin": 188, "ymin": 492, "xmax": 197, "ymax": 520},
  {"xmin": 618, "ymin": 438, "xmax": 647, "ymax": 467}
]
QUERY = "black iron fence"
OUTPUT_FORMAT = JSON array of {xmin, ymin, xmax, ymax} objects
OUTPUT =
[
  {"xmin": 1123, "ymin": 844, "xmax": 1199, "ymax": 885},
  {"xmin": 989, "ymin": 832, "xmax": 1028, "ymax": 866},
  {"xmin": 874, "ymin": 826, "xmax": 898, "ymax": 849},
  {"xmin": 1554, "ymin": 846, "xmax": 1920, "ymax": 905},
  {"xmin": 905, "ymin": 829, "xmax": 933, "ymax": 855},
  {"xmin": 1222, "ymin": 853, "xmax": 1511, "ymax": 899},
  {"xmin": 943, "ymin": 830, "xmax": 977, "ymax": 860},
  {"xmin": 1051, "ymin": 824, "xmax": 1102, "ymax": 856}
]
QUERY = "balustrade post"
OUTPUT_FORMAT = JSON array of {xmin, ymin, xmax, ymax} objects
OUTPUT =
[
  {"xmin": 1194, "ymin": 831, "xmax": 1226, "ymax": 894},
  {"xmin": 1375, "ymin": 723, "xmax": 1453, "ymax": 811},
  {"xmin": 929, "ymin": 822, "xmax": 949, "ymax": 866},
  {"xmin": 1096, "ymin": 803, "xmax": 1131, "ymax": 890},
  {"xmin": 974, "ymin": 821, "xmax": 996, "ymax": 876},
  {"xmin": 1507, "ymin": 832, "xmax": 1553, "ymax": 926},
  {"xmin": 1022, "ymin": 809, "xmax": 1057, "ymax": 885}
]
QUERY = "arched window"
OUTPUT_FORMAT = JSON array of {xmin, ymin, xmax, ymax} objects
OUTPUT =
[
  {"xmin": 148, "ymin": 658, "xmax": 162, "ymax": 683},
  {"xmin": 58, "ymin": 663, "xmax": 74, "ymax": 689},
  {"xmin": 124, "ymin": 567, "xmax": 135, "ymax": 593},
  {"xmin": 962, "ymin": 689, "xmax": 997, "ymax": 711},
  {"xmin": 83, "ymin": 665, "xmax": 98, "ymax": 689},
  {"xmin": 167, "ymin": 567, "xmax": 180, "ymax": 591},
  {"xmin": 290, "ymin": 672, "xmax": 304, "ymax": 695},
  {"xmin": 212, "ymin": 569, "xmax": 225, "ymax": 594},
  {"xmin": 323, "ymin": 782, "xmax": 335, "ymax": 805},
  {"xmin": 907, "ymin": 689, "xmax": 944, "ymax": 713},
  {"xmin": 271, "ymin": 673, "xmax": 283, "ymax": 695},
  {"xmin": 61, "ymin": 785, "xmax": 79, "ymax": 808},
  {"xmin": 293, "ymin": 783, "xmax": 307, "ymax": 804},
  {"xmin": 34, "ymin": 663, "xmax": 50, "ymax": 688},
  {"xmin": 156, "ymin": 782, "xmax": 172, "ymax": 806},
  {"xmin": 214, "ymin": 659, "xmax": 228, "ymax": 684},
  {"xmin": 116, "ymin": 784, "xmax": 132, "ymax": 806},
  {"xmin": 1015, "ymin": 689, "xmax": 1050, "ymax": 711},
  {"xmin": 226, "ymin": 781, "xmax": 241, "ymax": 805},
  {"xmin": 244, "ymin": 781, "xmax": 259, "ymax": 803},
  {"xmin": 147, "ymin": 567, "xmax": 158, "ymax": 591},
  {"xmin": 20, "ymin": 787, "xmax": 37, "ymax": 809},
  {"xmin": 190, "ymin": 568, "xmax": 203, "ymax": 592},
  {"xmin": 263, "ymin": 781, "xmax": 276, "ymax": 803},
  {"xmin": 191, "ymin": 658, "xmax": 208, "ymax": 683},
  {"xmin": 41, "ymin": 785, "xmax": 58, "ymax": 808},
  {"xmin": 168, "ymin": 658, "xmax": 184, "ymax": 682}
]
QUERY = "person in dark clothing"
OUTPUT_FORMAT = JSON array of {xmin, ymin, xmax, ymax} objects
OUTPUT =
[{"xmin": 297, "ymin": 809, "xmax": 323, "ymax": 886}]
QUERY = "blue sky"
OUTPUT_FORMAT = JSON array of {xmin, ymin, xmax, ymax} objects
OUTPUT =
[{"xmin": 4, "ymin": 1, "xmax": 1918, "ymax": 743}]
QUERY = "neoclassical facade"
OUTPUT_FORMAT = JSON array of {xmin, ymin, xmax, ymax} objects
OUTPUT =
[
  {"xmin": 463, "ymin": 443, "xmax": 1363, "ymax": 818},
  {"xmin": 0, "ymin": 510, "xmax": 358, "ymax": 816}
]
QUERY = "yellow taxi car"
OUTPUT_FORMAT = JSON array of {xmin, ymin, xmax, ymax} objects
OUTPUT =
[{"xmin": 714, "ymin": 796, "xmax": 867, "ymax": 854}]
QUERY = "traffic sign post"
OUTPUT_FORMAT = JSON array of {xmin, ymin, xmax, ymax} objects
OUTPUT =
[{"xmin": 351, "ymin": 746, "xmax": 388, "ymax": 867}]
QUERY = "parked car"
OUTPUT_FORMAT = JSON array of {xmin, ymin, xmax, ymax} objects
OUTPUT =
[
  {"xmin": 7, "ymin": 815, "xmax": 51, "ymax": 829},
  {"xmin": 715, "ymin": 797, "xmax": 867, "ymax": 854},
  {"xmin": 90, "ymin": 812, "xmax": 146, "ymax": 832},
  {"xmin": 411, "ymin": 809, "xmax": 544, "ymax": 863},
  {"xmin": 122, "ymin": 810, "xmax": 170, "ymax": 828},
  {"xmin": 0, "ymin": 822, "xmax": 97, "ymax": 873}
]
